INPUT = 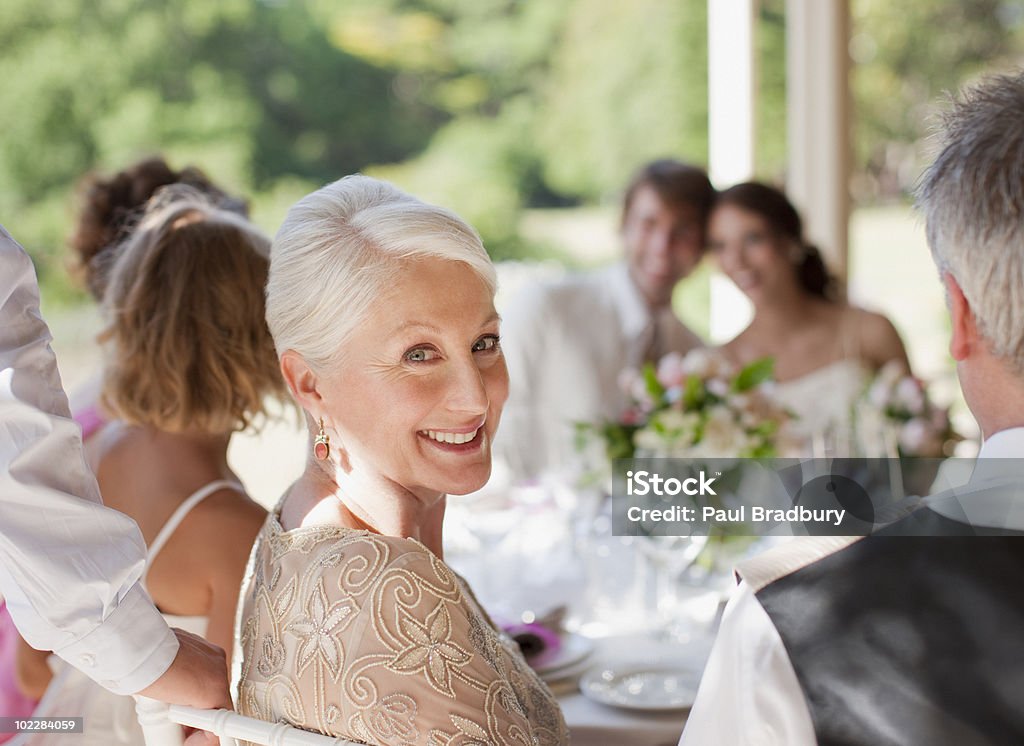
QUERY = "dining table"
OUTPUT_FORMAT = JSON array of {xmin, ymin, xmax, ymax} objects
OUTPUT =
[
  {"xmin": 444, "ymin": 485, "xmax": 731, "ymax": 746},
  {"xmin": 551, "ymin": 632, "xmax": 713, "ymax": 746}
]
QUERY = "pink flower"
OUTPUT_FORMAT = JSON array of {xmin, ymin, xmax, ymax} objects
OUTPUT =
[
  {"xmin": 895, "ymin": 377, "xmax": 926, "ymax": 415},
  {"xmin": 707, "ymin": 378, "xmax": 730, "ymax": 398},
  {"xmin": 656, "ymin": 352, "xmax": 687, "ymax": 389},
  {"xmin": 899, "ymin": 417, "xmax": 943, "ymax": 457},
  {"xmin": 620, "ymin": 407, "xmax": 644, "ymax": 426}
]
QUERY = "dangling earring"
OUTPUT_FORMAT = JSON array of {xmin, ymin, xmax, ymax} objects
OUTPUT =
[{"xmin": 313, "ymin": 417, "xmax": 330, "ymax": 461}]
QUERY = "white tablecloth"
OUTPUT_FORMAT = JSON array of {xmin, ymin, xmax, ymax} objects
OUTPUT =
[
  {"xmin": 554, "ymin": 633, "xmax": 712, "ymax": 746},
  {"xmin": 444, "ymin": 487, "xmax": 725, "ymax": 745}
]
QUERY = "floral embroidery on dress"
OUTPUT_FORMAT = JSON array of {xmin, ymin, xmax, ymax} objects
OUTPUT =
[
  {"xmin": 233, "ymin": 507, "xmax": 569, "ymax": 746},
  {"xmin": 285, "ymin": 579, "xmax": 358, "ymax": 680},
  {"xmin": 391, "ymin": 602, "xmax": 473, "ymax": 696}
]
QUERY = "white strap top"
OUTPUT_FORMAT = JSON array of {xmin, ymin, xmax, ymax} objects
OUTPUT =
[
  {"xmin": 142, "ymin": 479, "xmax": 245, "ymax": 638},
  {"xmin": 144, "ymin": 478, "xmax": 245, "ymax": 572}
]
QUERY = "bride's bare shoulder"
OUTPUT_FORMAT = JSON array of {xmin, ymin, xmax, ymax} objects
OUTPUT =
[{"xmin": 846, "ymin": 306, "xmax": 911, "ymax": 372}]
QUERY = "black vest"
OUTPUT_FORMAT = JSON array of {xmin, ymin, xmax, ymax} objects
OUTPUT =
[{"xmin": 756, "ymin": 509, "xmax": 1024, "ymax": 746}]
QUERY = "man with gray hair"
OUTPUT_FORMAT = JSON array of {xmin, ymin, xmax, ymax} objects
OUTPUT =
[{"xmin": 679, "ymin": 70, "xmax": 1024, "ymax": 745}]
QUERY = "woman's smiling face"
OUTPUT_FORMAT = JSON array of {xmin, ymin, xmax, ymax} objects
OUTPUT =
[
  {"xmin": 319, "ymin": 257, "xmax": 508, "ymax": 500},
  {"xmin": 708, "ymin": 203, "xmax": 798, "ymax": 305}
]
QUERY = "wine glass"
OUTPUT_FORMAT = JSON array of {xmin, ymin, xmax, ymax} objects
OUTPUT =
[{"xmin": 637, "ymin": 529, "xmax": 709, "ymax": 640}]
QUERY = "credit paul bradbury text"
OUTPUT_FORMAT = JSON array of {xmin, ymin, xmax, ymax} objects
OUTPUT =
[
  {"xmin": 609, "ymin": 457, "xmax": 989, "ymax": 537},
  {"xmin": 624, "ymin": 503, "xmax": 848, "ymax": 527}
]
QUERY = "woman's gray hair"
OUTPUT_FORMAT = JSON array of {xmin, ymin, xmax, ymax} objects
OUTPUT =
[
  {"xmin": 916, "ymin": 69, "xmax": 1024, "ymax": 371},
  {"xmin": 266, "ymin": 174, "xmax": 496, "ymax": 371}
]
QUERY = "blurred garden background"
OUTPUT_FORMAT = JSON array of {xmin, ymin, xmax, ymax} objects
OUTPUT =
[{"xmin": 4, "ymin": 0, "xmax": 1024, "ymax": 501}]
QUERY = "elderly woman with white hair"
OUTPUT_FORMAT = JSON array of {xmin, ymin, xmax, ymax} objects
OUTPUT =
[{"xmin": 233, "ymin": 175, "xmax": 568, "ymax": 745}]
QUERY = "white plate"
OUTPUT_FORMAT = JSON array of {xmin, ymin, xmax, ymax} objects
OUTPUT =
[
  {"xmin": 533, "ymin": 633, "xmax": 595, "ymax": 675},
  {"xmin": 579, "ymin": 664, "xmax": 699, "ymax": 712},
  {"xmin": 540, "ymin": 655, "xmax": 595, "ymax": 684}
]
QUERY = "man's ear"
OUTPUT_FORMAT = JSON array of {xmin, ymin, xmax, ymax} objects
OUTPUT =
[
  {"xmin": 280, "ymin": 350, "xmax": 323, "ymax": 413},
  {"xmin": 943, "ymin": 272, "xmax": 976, "ymax": 362}
]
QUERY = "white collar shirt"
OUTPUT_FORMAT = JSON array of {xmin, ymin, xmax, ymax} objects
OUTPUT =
[
  {"xmin": 679, "ymin": 427, "xmax": 1024, "ymax": 745},
  {"xmin": 0, "ymin": 225, "xmax": 177, "ymax": 695},
  {"xmin": 494, "ymin": 261, "xmax": 702, "ymax": 481}
]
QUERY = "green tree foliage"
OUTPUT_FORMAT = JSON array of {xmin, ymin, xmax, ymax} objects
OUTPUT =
[
  {"xmin": 319, "ymin": 0, "xmax": 568, "ymax": 260},
  {"xmin": 756, "ymin": 0, "xmax": 787, "ymax": 182},
  {"xmin": 536, "ymin": 0, "xmax": 709, "ymax": 201},
  {"xmin": 323, "ymin": 0, "xmax": 712, "ymax": 256},
  {"xmin": 5, "ymin": 0, "xmax": 1023, "ymax": 296},
  {"xmin": 851, "ymin": 0, "xmax": 1024, "ymax": 201},
  {"xmin": 0, "ymin": 0, "xmax": 440, "ymax": 299}
]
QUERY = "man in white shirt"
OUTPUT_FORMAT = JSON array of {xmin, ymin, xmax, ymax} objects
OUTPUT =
[
  {"xmin": 0, "ymin": 225, "xmax": 228, "ymax": 738},
  {"xmin": 496, "ymin": 159, "xmax": 715, "ymax": 481},
  {"xmin": 680, "ymin": 71, "xmax": 1024, "ymax": 745}
]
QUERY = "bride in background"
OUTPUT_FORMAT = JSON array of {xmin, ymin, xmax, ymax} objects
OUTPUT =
[{"xmin": 708, "ymin": 181, "xmax": 911, "ymax": 447}]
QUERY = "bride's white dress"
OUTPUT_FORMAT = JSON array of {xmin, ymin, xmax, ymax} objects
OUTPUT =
[{"xmin": 773, "ymin": 358, "xmax": 873, "ymax": 448}]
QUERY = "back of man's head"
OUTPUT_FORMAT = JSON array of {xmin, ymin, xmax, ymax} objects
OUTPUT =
[
  {"xmin": 621, "ymin": 159, "xmax": 716, "ymax": 228},
  {"xmin": 916, "ymin": 70, "xmax": 1024, "ymax": 372}
]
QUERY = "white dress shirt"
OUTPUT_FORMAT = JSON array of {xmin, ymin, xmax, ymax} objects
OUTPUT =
[
  {"xmin": 0, "ymin": 225, "xmax": 177, "ymax": 695},
  {"xmin": 679, "ymin": 428, "xmax": 1024, "ymax": 745},
  {"xmin": 495, "ymin": 262, "xmax": 702, "ymax": 481}
]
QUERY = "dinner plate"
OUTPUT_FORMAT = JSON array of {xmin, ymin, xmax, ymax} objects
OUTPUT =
[
  {"xmin": 579, "ymin": 663, "xmax": 700, "ymax": 711},
  {"xmin": 539, "ymin": 655, "xmax": 595, "ymax": 684},
  {"xmin": 533, "ymin": 633, "xmax": 595, "ymax": 675}
]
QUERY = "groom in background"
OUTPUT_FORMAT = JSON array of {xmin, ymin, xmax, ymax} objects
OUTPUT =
[
  {"xmin": 495, "ymin": 159, "xmax": 715, "ymax": 482},
  {"xmin": 680, "ymin": 70, "xmax": 1024, "ymax": 745}
]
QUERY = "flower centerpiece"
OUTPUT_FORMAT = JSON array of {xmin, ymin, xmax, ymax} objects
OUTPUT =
[
  {"xmin": 580, "ymin": 348, "xmax": 800, "ymax": 461},
  {"xmin": 855, "ymin": 361, "xmax": 961, "ymax": 458}
]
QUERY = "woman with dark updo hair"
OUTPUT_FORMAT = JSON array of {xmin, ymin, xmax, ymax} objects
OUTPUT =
[
  {"xmin": 70, "ymin": 156, "xmax": 248, "ymax": 301},
  {"xmin": 708, "ymin": 181, "xmax": 911, "ymax": 442}
]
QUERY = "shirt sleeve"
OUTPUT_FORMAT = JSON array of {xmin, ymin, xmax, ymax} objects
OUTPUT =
[
  {"xmin": 679, "ymin": 580, "xmax": 817, "ymax": 746},
  {"xmin": 0, "ymin": 225, "xmax": 178, "ymax": 695}
]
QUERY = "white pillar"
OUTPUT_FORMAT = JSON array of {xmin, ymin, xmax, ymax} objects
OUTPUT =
[
  {"xmin": 786, "ymin": 0, "xmax": 851, "ymax": 285},
  {"xmin": 707, "ymin": 0, "xmax": 757, "ymax": 342}
]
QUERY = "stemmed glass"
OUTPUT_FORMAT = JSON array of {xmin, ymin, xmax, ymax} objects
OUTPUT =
[{"xmin": 637, "ymin": 529, "xmax": 709, "ymax": 640}]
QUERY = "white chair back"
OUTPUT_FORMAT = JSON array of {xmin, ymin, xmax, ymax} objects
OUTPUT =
[{"xmin": 134, "ymin": 697, "xmax": 355, "ymax": 746}]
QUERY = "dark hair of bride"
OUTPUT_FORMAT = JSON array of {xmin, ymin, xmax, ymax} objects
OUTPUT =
[{"xmin": 715, "ymin": 181, "xmax": 838, "ymax": 302}]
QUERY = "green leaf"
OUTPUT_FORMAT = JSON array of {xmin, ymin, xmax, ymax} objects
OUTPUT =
[
  {"xmin": 682, "ymin": 374, "xmax": 704, "ymax": 409},
  {"xmin": 601, "ymin": 422, "xmax": 638, "ymax": 460},
  {"xmin": 642, "ymin": 362, "xmax": 665, "ymax": 401},
  {"xmin": 733, "ymin": 357, "xmax": 775, "ymax": 392}
]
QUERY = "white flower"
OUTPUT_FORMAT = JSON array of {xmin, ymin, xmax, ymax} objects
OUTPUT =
[
  {"xmin": 699, "ymin": 405, "xmax": 745, "ymax": 456},
  {"xmin": 634, "ymin": 427, "xmax": 667, "ymax": 452},
  {"xmin": 877, "ymin": 360, "xmax": 905, "ymax": 387},
  {"xmin": 680, "ymin": 348, "xmax": 734, "ymax": 380},
  {"xmin": 658, "ymin": 409, "xmax": 701, "ymax": 434},
  {"xmin": 618, "ymin": 367, "xmax": 653, "ymax": 410},
  {"xmin": 899, "ymin": 417, "xmax": 943, "ymax": 457},
  {"xmin": 680, "ymin": 348, "xmax": 716, "ymax": 378},
  {"xmin": 706, "ymin": 378, "xmax": 730, "ymax": 398},
  {"xmin": 895, "ymin": 378, "xmax": 926, "ymax": 415},
  {"xmin": 867, "ymin": 379, "xmax": 893, "ymax": 409},
  {"xmin": 728, "ymin": 392, "xmax": 750, "ymax": 412},
  {"xmin": 656, "ymin": 352, "xmax": 688, "ymax": 388}
]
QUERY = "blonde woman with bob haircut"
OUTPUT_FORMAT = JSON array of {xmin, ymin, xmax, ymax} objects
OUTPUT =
[
  {"xmin": 9, "ymin": 187, "xmax": 286, "ymax": 746},
  {"xmin": 234, "ymin": 175, "xmax": 568, "ymax": 745}
]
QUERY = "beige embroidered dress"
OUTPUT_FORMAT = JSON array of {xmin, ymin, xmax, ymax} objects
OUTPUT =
[{"xmin": 234, "ymin": 508, "xmax": 569, "ymax": 746}]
